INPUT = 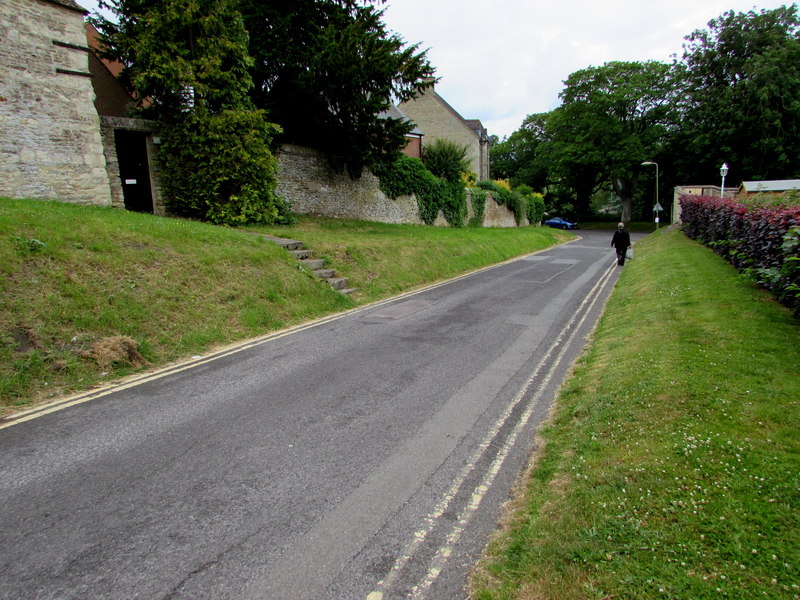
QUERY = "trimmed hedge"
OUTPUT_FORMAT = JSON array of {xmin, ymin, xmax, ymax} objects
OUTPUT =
[{"xmin": 680, "ymin": 194, "xmax": 800, "ymax": 314}]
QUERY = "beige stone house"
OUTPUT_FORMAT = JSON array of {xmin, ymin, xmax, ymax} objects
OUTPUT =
[
  {"xmin": 399, "ymin": 79, "xmax": 490, "ymax": 180},
  {"xmin": 0, "ymin": 0, "xmax": 113, "ymax": 205}
]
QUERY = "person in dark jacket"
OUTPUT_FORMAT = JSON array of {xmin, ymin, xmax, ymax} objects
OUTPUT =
[{"xmin": 611, "ymin": 222, "xmax": 631, "ymax": 266}]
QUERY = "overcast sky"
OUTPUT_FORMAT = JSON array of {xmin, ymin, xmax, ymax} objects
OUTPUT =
[
  {"xmin": 381, "ymin": 1, "xmax": 794, "ymax": 138},
  {"xmin": 78, "ymin": 0, "xmax": 794, "ymax": 139}
]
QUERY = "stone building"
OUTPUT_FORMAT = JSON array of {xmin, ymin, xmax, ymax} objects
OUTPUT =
[
  {"xmin": 0, "ymin": 0, "xmax": 113, "ymax": 205},
  {"xmin": 399, "ymin": 79, "xmax": 490, "ymax": 180}
]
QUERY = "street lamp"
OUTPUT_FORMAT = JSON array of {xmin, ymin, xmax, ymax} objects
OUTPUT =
[
  {"xmin": 720, "ymin": 162, "xmax": 729, "ymax": 198},
  {"xmin": 641, "ymin": 161, "xmax": 662, "ymax": 228}
]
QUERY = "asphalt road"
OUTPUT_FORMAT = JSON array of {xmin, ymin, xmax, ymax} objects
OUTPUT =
[{"xmin": 0, "ymin": 230, "xmax": 639, "ymax": 600}]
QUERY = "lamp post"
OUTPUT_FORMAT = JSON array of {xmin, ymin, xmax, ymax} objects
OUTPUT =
[
  {"xmin": 720, "ymin": 162, "xmax": 729, "ymax": 198},
  {"xmin": 641, "ymin": 161, "xmax": 661, "ymax": 228}
]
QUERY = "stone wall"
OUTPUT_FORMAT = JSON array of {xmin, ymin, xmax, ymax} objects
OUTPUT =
[
  {"xmin": 0, "ymin": 0, "xmax": 113, "ymax": 205},
  {"xmin": 276, "ymin": 144, "xmax": 425, "ymax": 224},
  {"xmin": 276, "ymin": 144, "xmax": 523, "ymax": 227}
]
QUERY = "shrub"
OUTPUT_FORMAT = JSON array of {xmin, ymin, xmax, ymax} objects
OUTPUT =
[
  {"xmin": 422, "ymin": 139, "xmax": 470, "ymax": 183},
  {"xmin": 160, "ymin": 109, "xmax": 293, "ymax": 226},
  {"xmin": 680, "ymin": 194, "xmax": 800, "ymax": 313},
  {"xmin": 516, "ymin": 185, "xmax": 545, "ymax": 225}
]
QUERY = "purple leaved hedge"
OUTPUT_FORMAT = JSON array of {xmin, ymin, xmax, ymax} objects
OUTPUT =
[{"xmin": 680, "ymin": 195, "xmax": 800, "ymax": 314}]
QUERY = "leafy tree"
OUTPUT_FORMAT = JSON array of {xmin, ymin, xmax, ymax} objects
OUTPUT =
[
  {"xmin": 673, "ymin": 5, "xmax": 800, "ymax": 184},
  {"xmin": 490, "ymin": 113, "xmax": 550, "ymax": 191},
  {"xmin": 93, "ymin": 0, "xmax": 254, "ymax": 118},
  {"xmin": 547, "ymin": 61, "xmax": 679, "ymax": 221},
  {"xmin": 238, "ymin": 0, "xmax": 435, "ymax": 178},
  {"xmin": 92, "ymin": 0, "xmax": 288, "ymax": 225}
]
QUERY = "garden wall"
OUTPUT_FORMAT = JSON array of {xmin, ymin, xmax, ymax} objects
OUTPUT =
[{"xmin": 276, "ymin": 144, "xmax": 522, "ymax": 227}]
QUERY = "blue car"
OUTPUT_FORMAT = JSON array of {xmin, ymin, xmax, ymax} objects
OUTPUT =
[{"xmin": 544, "ymin": 217, "xmax": 579, "ymax": 230}]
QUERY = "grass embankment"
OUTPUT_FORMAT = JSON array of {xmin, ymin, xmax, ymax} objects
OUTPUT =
[
  {"xmin": 471, "ymin": 228, "xmax": 800, "ymax": 600},
  {"xmin": 0, "ymin": 198, "xmax": 570, "ymax": 411}
]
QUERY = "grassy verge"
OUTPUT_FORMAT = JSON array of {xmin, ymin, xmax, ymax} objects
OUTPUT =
[
  {"xmin": 252, "ymin": 216, "xmax": 570, "ymax": 303},
  {"xmin": 470, "ymin": 228, "xmax": 800, "ymax": 599},
  {"xmin": 1, "ymin": 199, "xmax": 570, "ymax": 411}
]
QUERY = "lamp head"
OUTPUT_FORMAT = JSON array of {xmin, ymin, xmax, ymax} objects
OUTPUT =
[{"xmin": 720, "ymin": 162, "xmax": 729, "ymax": 177}]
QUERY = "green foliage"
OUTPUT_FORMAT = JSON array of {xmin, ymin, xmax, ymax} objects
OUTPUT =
[
  {"xmin": 475, "ymin": 180, "xmax": 529, "ymax": 225},
  {"xmin": 94, "ymin": 0, "xmax": 289, "ymax": 226},
  {"xmin": 490, "ymin": 113, "xmax": 550, "ymax": 190},
  {"xmin": 674, "ymin": 5, "xmax": 800, "ymax": 184},
  {"xmin": 160, "ymin": 109, "xmax": 292, "ymax": 226},
  {"xmin": 239, "ymin": 0, "xmax": 435, "ymax": 178},
  {"xmin": 517, "ymin": 187, "xmax": 545, "ymax": 224},
  {"xmin": 375, "ymin": 155, "xmax": 467, "ymax": 227},
  {"xmin": 553, "ymin": 60, "xmax": 679, "ymax": 221},
  {"xmin": 469, "ymin": 188, "xmax": 487, "ymax": 227},
  {"xmin": 94, "ymin": 0, "xmax": 255, "ymax": 117},
  {"xmin": 423, "ymin": 139, "xmax": 470, "ymax": 183}
]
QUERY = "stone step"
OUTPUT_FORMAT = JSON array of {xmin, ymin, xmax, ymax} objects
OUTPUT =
[
  {"xmin": 327, "ymin": 277, "xmax": 350, "ymax": 291},
  {"xmin": 312, "ymin": 268, "xmax": 336, "ymax": 279},
  {"xmin": 301, "ymin": 258, "xmax": 325, "ymax": 270},
  {"xmin": 338, "ymin": 287, "xmax": 358, "ymax": 295},
  {"xmin": 261, "ymin": 234, "xmax": 304, "ymax": 251},
  {"xmin": 288, "ymin": 249, "xmax": 312, "ymax": 260}
]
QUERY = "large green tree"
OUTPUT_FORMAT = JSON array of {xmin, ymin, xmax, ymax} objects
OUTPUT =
[
  {"xmin": 238, "ymin": 0, "xmax": 435, "ymax": 177},
  {"xmin": 94, "ymin": 0, "xmax": 254, "ymax": 118},
  {"xmin": 673, "ymin": 5, "xmax": 800, "ymax": 184},
  {"xmin": 546, "ymin": 61, "xmax": 679, "ymax": 221},
  {"xmin": 93, "ymin": 0, "xmax": 289, "ymax": 225}
]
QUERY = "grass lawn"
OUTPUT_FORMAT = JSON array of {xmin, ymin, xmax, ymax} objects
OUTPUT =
[
  {"xmin": 470, "ymin": 228, "xmax": 800, "ymax": 599},
  {"xmin": 0, "ymin": 199, "xmax": 571, "ymax": 411}
]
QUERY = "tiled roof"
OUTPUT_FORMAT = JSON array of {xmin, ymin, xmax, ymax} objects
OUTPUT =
[{"xmin": 379, "ymin": 104, "xmax": 423, "ymax": 136}]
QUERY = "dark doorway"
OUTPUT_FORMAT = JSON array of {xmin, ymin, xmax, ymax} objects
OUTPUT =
[{"xmin": 114, "ymin": 130, "xmax": 154, "ymax": 213}]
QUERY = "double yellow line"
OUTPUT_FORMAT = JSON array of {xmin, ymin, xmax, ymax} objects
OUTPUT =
[{"xmin": 1, "ymin": 240, "xmax": 575, "ymax": 431}]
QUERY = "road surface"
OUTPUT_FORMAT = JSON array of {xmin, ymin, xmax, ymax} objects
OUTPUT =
[{"xmin": 0, "ymin": 230, "xmax": 638, "ymax": 599}]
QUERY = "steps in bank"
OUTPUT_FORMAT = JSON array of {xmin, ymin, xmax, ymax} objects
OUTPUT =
[{"xmin": 264, "ymin": 235, "xmax": 356, "ymax": 295}]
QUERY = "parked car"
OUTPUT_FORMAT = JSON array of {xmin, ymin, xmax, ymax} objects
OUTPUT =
[{"xmin": 544, "ymin": 217, "xmax": 579, "ymax": 230}]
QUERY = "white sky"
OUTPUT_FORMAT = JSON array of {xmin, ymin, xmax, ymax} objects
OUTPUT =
[
  {"xmin": 381, "ymin": 0, "xmax": 794, "ymax": 138},
  {"xmin": 78, "ymin": 0, "xmax": 794, "ymax": 139}
]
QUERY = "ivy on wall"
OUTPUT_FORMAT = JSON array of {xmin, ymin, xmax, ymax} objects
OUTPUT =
[{"xmin": 375, "ymin": 155, "xmax": 466, "ymax": 227}]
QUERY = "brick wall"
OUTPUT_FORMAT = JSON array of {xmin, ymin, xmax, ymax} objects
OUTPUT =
[{"xmin": 0, "ymin": 0, "xmax": 113, "ymax": 205}]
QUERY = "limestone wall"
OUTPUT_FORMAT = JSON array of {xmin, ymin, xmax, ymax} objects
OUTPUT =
[
  {"xmin": 276, "ymin": 144, "xmax": 425, "ymax": 225},
  {"xmin": 0, "ymin": 0, "xmax": 112, "ymax": 205},
  {"xmin": 276, "ymin": 144, "xmax": 523, "ymax": 228}
]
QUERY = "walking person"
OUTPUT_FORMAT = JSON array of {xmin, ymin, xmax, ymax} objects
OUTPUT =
[{"xmin": 611, "ymin": 222, "xmax": 631, "ymax": 266}]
